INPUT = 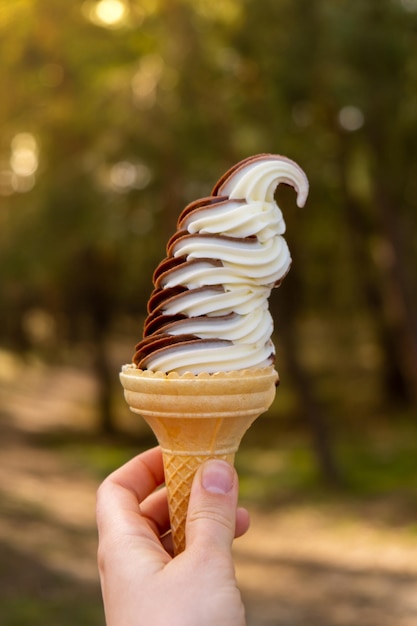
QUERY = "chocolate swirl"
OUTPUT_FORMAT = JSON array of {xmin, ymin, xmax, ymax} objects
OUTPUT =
[{"xmin": 133, "ymin": 154, "xmax": 309, "ymax": 374}]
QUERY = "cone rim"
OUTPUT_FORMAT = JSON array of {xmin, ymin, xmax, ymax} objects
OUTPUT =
[{"xmin": 121, "ymin": 363, "xmax": 278, "ymax": 381}]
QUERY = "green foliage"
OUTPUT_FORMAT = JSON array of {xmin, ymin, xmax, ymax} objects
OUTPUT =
[
  {"xmin": 1, "ymin": 597, "xmax": 102, "ymax": 626},
  {"xmin": 1, "ymin": 0, "xmax": 416, "ymax": 417},
  {"xmin": 63, "ymin": 440, "xmax": 143, "ymax": 479}
]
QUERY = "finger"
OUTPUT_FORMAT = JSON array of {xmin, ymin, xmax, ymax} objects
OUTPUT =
[
  {"xmin": 137, "ymin": 478, "xmax": 248, "ymax": 542},
  {"xmin": 235, "ymin": 506, "xmax": 250, "ymax": 538},
  {"xmin": 96, "ymin": 446, "xmax": 165, "ymax": 541},
  {"xmin": 185, "ymin": 460, "xmax": 238, "ymax": 554},
  {"xmin": 139, "ymin": 486, "xmax": 170, "ymax": 538},
  {"xmin": 107, "ymin": 446, "xmax": 165, "ymax": 501},
  {"xmin": 141, "ymin": 491, "xmax": 248, "ymax": 548},
  {"xmin": 160, "ymin": 530, "xmax": 174, "ymax": 557}
]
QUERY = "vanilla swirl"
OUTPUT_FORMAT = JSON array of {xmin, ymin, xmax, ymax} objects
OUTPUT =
[{"xmin": 133, "ymin": 154, "xmax": 309, "ymax": 374}]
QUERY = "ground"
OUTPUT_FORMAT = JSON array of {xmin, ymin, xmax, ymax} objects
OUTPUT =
[{"xmin": 1, "ymin": 350, "xmax": 417, "ymax": 626}]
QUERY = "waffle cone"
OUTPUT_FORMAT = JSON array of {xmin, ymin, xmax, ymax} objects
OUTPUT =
[{"xmin": 120, "ymin": 364, "xmax": 278, "ymax": 554}]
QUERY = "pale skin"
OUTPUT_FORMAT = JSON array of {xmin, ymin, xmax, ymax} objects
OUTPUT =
[{"xmin": 96, "ymin": 446, "xmax": 250, "ymax": 626}]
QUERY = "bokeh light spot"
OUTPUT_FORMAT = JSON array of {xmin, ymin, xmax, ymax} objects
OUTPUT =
[
  {"xmin": 9, "ymin": 133, "xmax": 39, "ymax": 190},
  {"xmin": 85, "ymin": 0, "xmax": 128, "ymax": 28},
  {"xmin": 338, "ymin": 106, "xmax": 365, "ymax": 132},
  {"xmin": 400, "ymin": 0, "xmax": 417, "ymax": 12}
]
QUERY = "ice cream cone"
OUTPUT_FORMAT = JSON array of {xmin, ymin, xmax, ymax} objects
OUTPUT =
[{"xmin": 120, "ymin": 364, "xmax": 278, "ymax": 554}]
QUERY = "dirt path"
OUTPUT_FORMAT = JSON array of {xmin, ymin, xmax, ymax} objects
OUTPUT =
[{"xmin": 1, "ymin": 351, "xmax": 417, "ymax": 625}]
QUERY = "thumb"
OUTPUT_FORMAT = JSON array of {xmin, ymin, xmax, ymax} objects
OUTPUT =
[{"xmin": 185, "ymin": 459, "xmax": 238, "ymax": 553}]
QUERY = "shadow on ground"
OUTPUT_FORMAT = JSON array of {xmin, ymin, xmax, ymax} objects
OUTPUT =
[{"xmin": 0, "ymin": 541, "xmax": 102, "ymax": 626}]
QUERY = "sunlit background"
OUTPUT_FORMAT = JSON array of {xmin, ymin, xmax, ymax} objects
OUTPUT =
[{"xmin": 1, "ymin": 1, "xmax": 417, "ymax": 624}]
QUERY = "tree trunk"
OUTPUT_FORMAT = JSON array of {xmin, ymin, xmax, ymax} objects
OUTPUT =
[
  {"xmin": 337, "ymin": 138, "xmax": 417, "ymax": 410},
  {"xmin": 92, "ymin": 327, "xmax": 115, "ymax": 435},
  {"xmin": 273, "ymin": 285, "xmax": 343, "ymax": 488},
  {"xmin": 373, "ymin": 182, "xmax": 417, "ymax": 409}
]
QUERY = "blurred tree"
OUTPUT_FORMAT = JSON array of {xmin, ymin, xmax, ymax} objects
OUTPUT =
[{"xmin": 326, "ymin": 0, "xmax": 417, "ymax": 409}]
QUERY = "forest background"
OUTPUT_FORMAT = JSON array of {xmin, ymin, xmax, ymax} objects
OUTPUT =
[{"xmin": 1, "ymin": 1, "xmax": 417, "ymax": 625}]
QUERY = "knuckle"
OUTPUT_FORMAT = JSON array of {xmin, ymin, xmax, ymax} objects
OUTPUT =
[{"xmin": 188, "ymin": 503, "xmax": 234, "ymax": 532}]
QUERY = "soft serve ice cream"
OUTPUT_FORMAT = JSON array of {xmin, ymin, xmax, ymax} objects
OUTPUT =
[
  {"xmin": 133, "ymin": 154, "xmax": 309, "ymax": 374},
  {"xmin": 122, "ymin": 153, "xmax": 309, "ymax": 554}
]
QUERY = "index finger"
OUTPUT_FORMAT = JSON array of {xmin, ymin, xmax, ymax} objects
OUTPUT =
[
  {"xmin": 107, "ymin": 446, "xmax": 165, "ymax": 501},
  {"xmin": 96, "ymin": 446, "xmax": 165, "ymax": 537}
]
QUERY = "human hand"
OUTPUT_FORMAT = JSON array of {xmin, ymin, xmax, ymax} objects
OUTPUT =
[{"xmin": 96, "ymin": 446, "xmax": 249, "ymax": 626}]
